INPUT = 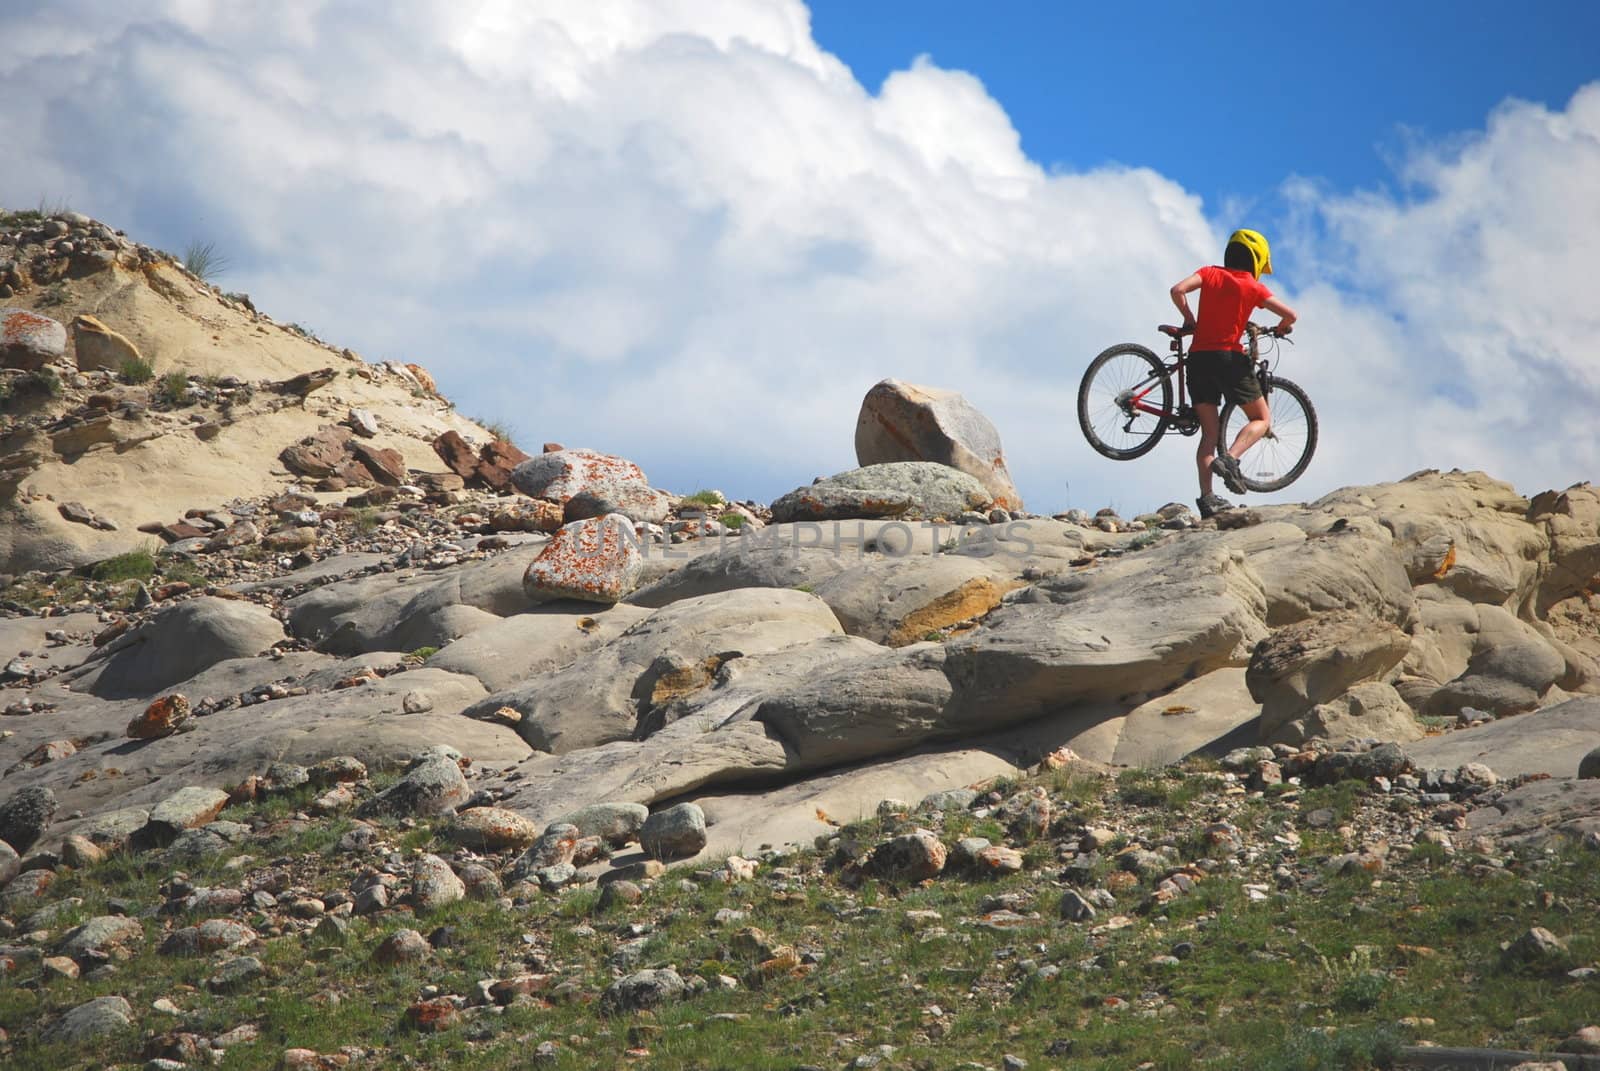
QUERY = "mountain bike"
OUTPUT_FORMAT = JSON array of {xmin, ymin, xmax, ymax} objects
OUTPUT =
[{"xmin": 1077, "ymin": 323, "xmax": 1318, "ymax": 492}]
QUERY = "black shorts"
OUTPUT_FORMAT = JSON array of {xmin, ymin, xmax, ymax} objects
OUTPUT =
[{"xmin": 1189, "ymin": 349, "xmax": 1262, "ymax": 407}]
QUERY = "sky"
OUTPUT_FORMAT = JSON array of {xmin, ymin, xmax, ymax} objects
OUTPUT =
[{"xmin": 2, "ymin": 0, "xmax": 1598, "ymax": 516}]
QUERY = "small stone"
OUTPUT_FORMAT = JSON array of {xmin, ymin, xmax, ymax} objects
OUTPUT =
[
  {"xmin": 600, "ymin": 967, "xmax": 686, "ymax": 1014},
  {"xmin": 41, "ymin": 995, "xmax": 133, "ymax": 1044},
  {"xmin": 61, "ymin": 834, "xmax": 105, "ymax": 868},
  {"xmin": 410, "ymin": 854, "xmax": 465, "ymax": 912},
  {"xmin": 444, "ymin": 807, "xmax": 539, "ymax": 851},
  {"xmin": 41, "ymin": 954, "xmax": 79, "ymax": 980},
  {"xmin": 207, "ymin": 954, "xmax": 265, "ymax": 993},
  {"xmin": 126, "ymin": 693, "xmax": 192, "ymax": 740},
  {"xmin": 0, "ymin": 785, "xmax": 58, "ymax": 853},
  {"xmin": 1503, "ymin": 926, "xmax": 1569, "ymax": 966},
  {"xmin": 870, "ymin": 830, "xmax": 947, "ymax": 882},
  {"xmin": 598, "ymin": 880, "xmax": 643, "ymax": 909},
  {"xmin": 639, "ymin": 803, "xmax": 708, "ymax": 861},
  {"xmin": 1059, "ymin": 890, "xmax": 1097, "ymax": 922},
  {"xmin": 601, "ymin": 859, "xmax": 666, "ymax": 884},
  {"xmin": 374, "ymin": 928, "xmax": 430, "ymax": 965}
]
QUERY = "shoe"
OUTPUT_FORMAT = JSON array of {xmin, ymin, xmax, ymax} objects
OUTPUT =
[
  {"xmin": 1210, "ymin": 453, "xmax": 1247, "ymax": 495},
  {"xmin": 1196, "ymin": 493, "xmax": 1233, "ymax": 520}
]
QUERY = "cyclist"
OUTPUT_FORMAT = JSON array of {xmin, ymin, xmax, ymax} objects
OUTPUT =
[{"xmin": 1168, "ymin": 228, "xmax": 1298, "ymax": 519}]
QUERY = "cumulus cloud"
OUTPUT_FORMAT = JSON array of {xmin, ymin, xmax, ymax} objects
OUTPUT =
[{"xmin": 1, "ymin": 1, "xmax": 1595, "ymax": 512}]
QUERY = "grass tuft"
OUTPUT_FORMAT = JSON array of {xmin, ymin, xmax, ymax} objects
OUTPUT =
[
  {"xmin": 181, "ymin": 239, "xmax": 231, "ymax": 282},
  {"xmin": 119, "ymin": 355, "xmax": 155, "ymax": 384},
  {"xmin": 89, "ymin": 547, "xmax": 157, "ymax": 582},
  {"xmin": 157, "ymin": 369, "xmax": 191, "ymax": 406}
]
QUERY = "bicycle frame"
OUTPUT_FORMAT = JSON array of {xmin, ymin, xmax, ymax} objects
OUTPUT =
[
  {"xmin": 1125, "ymin": 334, "xmax": 1191, "ymax": 423},
  {"xmin": 1124, "ymin": 327, "xmax": 1274, "ymax": 434}
]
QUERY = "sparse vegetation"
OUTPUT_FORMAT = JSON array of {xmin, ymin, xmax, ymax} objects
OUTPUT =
[
  {"xmin": 0, "ymin": 747, "xmax": 1596, "ymax": 1070},
  {"xmin": 681, "ymin": 489, "xmax": 725, "ymax": 508},
  {"xmin": 407, "ymin": 646, "xmax": 439, "ymax": 661},
  {"xmin": 119, "ymin": 355, "xmax": 155, "ymax": 384},
  {"xmin": 36, "ymin": 194, "xmax": 73, "ymax": 217},
  {"xmin": 87, "ymin": 547, "xmax": 157, "ymax": 583},
  {"xmin": 35, "ymin": 282, "xmax": 68, "ymax": 307},
  {"xmin": 718, "ymin": 511, "xmax": 746, "ymax": 529},
  {"xmin": 19, "ymin": 367, "xmax": 62, "ymax": 398},
  {"xmin": 181, "ymin": 238, "xmax": 231, "ymax": 282},
  {"xmin": 1127, "ymin": 529, "xmax": 1163, "ymax": 551},
  {"xmin": 157, "ymin": 369, "xmax": 192, "ymax": 406},
  {"xmin": 473, "ymin": 418, "xmax": 516, "ymax": 445}
]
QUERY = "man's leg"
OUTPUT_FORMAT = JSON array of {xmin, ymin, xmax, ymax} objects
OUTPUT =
[
  {"xmin": 1195, "ymin": 402, "xmax": 1221, "ymax": 496},
  {"xmin": 1226, "ymin": 397, "xmax": 1272, "ymax": 459}
]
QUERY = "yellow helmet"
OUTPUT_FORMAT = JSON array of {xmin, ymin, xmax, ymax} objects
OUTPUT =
[{"xmin": 1228, "ymin": 228, "xmax": 1273, "ymax": 279}]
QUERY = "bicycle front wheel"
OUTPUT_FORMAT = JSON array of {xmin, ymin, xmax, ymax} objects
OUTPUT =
[
  {"xmin": 1219, "ymin": 376, "xmax": 1318, "ymax": 492},
  {"xmin": 1078, "ymin": 343, "xmax": 1172, "ymax": 461}
]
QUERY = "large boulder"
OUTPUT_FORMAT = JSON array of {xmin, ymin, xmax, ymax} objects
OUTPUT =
[
  {"xmin": 1, "ymin": 308, "xmax": 67, "ymax": 370},
  {"xmin": 811, "ymin": 555, "xmax": 1017, "ymax": 646},
  {"xmin": 1397, "ymin": 590, "xmax": 1577, "ymax": 716},
  {"xmin": 78, "ymin": 597, "xmax": 287, "ymax": 699},
  {"xmin": 1247, "ymin": 610, "xmax": 1413, "ymax": 738},
  {"xmin": 1302, "ymin": 470, "xmax": 1546, "ymax": 610},
  {"xmin": 772, "ymin": 463, "xmax": 992, "ymax": 523},
  {"xmin": 626, "ymin": 545, "xmax": 852, "ymax": 608},
  {"xmin": 426, "ymin": 603, "xmax": 652, "ymax": 692},
  {"xmin": 523, "ymin": 514, "xmax": 646, "ymax": 605},
  {"xmin": 565, "ymin": 486, "xmax": 674, "ymax": 526},
  {"xmin": 511, "ymin": 448, "xmax": 650, "ymax": 507},
  {"xmin": 286, "ymin": 543, "xmax": 541, "ymax": 654},
  {"xmin": 940, "ymin": 533, "xmax": 1270, "ymax": 732},
  {"xmin": 754, "ymin": 644, "xmax": 956, "ymax": 766},
  {"xmin": 1422, "ymin": 604, "xmax": 1568, "ymax": 716},
  {"xmin": 1271, "ymin": 680, "xmax": 1423, "ymax": 747},
  {"xmin": 1529, "ymin": 483, "xmax": 1600, "ymax": 615},
  {"xmin": 462, "ymin": 587, "xmax": 845, "ymax": 753},
  {"xmin": 70, "ymin": 314, "xmax": 141, "ymax": 372},
  {"xmin": 768, "ymin": 485, "xmax": 915, "ymax": 523},
  {"xmin": 855, "ymin": 379, "xmax": 1024, "ymax": 510},
  {"xmin": 1245, "ymin": 520, "xmax": 1417, "ymax": 628}
]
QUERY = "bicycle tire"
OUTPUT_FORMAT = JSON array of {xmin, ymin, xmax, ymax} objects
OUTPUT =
[
  {"xmin": 1078, "ymin": 343, "xmax": 1172, "ymax": 461},
  {"xmin": 1219, "ymin": 375, "xmax": 1318, "ymax": 492}
]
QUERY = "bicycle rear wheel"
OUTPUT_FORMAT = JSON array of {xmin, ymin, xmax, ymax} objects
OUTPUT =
[
  {"xmin": 1219, "ymin": 376, "xmax": 1318, "ymax": 492},
  {"xmin": 1078, "ymin": 343, "xmax": 1172, "ymax": 461}
]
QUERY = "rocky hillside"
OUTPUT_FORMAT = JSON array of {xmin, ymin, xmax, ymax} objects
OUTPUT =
[
  {"xmin": 1, "ymin": 206, "xmax": 497, "ymax": 574},
  {"xmin": 3, "ymin": 209, "xmax": 1600, "ymax": 1068}
]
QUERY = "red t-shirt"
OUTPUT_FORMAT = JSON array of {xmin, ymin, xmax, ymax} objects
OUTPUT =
[{"xmin": 1191, "ymin": 265, "xmax": 1272, "ymax": 352}]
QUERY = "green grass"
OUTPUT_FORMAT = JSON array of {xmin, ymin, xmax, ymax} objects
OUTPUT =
[
  {"xmin": 181, "ymin": 239, "xmax": 230, "ymax": 282},
  {"xmin": 118, "ymin": 355, "xmax": 155, "ymax": 384},
  {"xmin": 13, "ymin": 367, "xmax": 63, "ymax": 398},
  {"xmin": 88, "ymin": 547, "xmax": 157, "ymax": 583},
  {"xmin": 719, "ymin": 512, "xmax": 746, "ymax": 529},
  {"xmin": 681, "ymin": 490, "xmax": 725, "ymax": 508},
  {"xmin": 5, "ymin": 759, "xmax": 1599, "ymax": 1071},
  {"xmin": 157, "ymin": 369, "xmax": 191, "ymax": 405}
]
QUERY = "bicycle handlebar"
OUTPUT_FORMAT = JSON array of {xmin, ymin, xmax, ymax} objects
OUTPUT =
[{"xmin": 1158, "ymin": 322, "xmax": 1292, "ymax": 340}]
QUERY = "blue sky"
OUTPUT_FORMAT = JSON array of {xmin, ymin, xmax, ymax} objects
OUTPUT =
[
  {"xmin": 3, "ymin": 2, "xmax": 1598, "ymax": 514},
  {"xmin": 810, "ymin": 0, "xmax": 1600, "ymax": 218}
]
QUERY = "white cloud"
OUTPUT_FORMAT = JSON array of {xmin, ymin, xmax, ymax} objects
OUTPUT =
[{"xmin": 2, "ymin": 1, "xmax": 1595, "ymax": 513}]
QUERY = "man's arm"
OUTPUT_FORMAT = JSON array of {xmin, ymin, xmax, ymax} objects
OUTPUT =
[
  {"xmin": 1262, "ymin": 295, "xmax": 1297, "ymax": 334},
  {"xmin": 1170, "ymin": 272, "xmax": 1202, "ymax": 327}
]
